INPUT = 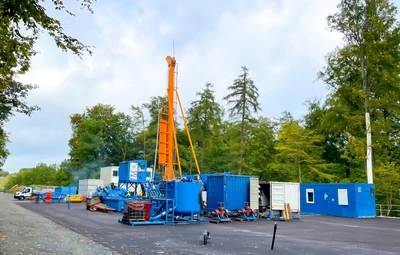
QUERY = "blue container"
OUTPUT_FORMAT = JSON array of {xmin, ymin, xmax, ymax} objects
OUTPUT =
[
  {"xmin": 206, "ymin": 175, "xmax": 250, "ymax": 212},
  {"xmin": 61, "ymin": 187, "xmax": 77, "ymax": 195},
  {"xmin": 119, "ymin": 160, "xmax": 147, "ymax": 183},
  {"xmin": 54, "ymin": 187, "xmax": 62, "ymax": 194},
  {"xmin": 52, "ymin": 186, "xmax": 77, "ymax": 198},
  {"xmin": 102, "ymin": 197, "xmax": 136, "ymax": 212},
  {"xmin": 300, "ymin": 183, "xmax": 376, "ymax": 218},
  {"xmin": 175, "ymin": 181, "xmax": 203, "ymax": 215}
]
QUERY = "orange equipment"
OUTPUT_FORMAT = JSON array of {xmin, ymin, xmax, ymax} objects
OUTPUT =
[{"xmin": 158, "ymin": 56, "xmax": 201, "ymax": 180}]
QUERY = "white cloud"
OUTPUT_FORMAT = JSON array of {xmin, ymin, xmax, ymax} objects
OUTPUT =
[
  {"xmin": 159, "ymin": 22, "xmax": 175, "ymax": 36},
  {"xmin": 4, "ymin": 0, "xmax": 347, "ymax": 172}
]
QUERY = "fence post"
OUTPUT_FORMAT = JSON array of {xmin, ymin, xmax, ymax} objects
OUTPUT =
[{"xmin": 379, "ymin": 205, "xmax": 382, "ymax": 217}]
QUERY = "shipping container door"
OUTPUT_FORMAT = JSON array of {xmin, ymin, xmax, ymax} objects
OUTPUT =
[
  {"xmin": 271, "ymin": 182, "xmax": 285, "ymax": 210},
  {"xmin": 323, "ymin": 190, "xmax": 331, "ymax": 215},
  {"xmin": 250, "ymin": 177, "xmax": 259, "ymax": 210},
  {"xmin": 284, "ymin": 183, "xmax": 300, "ymax": 212},
  {"xmin": 206, "ymin": 176, "xmax": 224, "ymax": 212}
]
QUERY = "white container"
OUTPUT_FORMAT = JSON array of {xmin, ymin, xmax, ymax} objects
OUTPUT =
[
  {"xmin": 250, "ymin": 177, "xmax": 259, "ymax": 210},
  {"xmin": 100, "ymin": 166, "xmax": 119, "ymax": 185},
  {"xmin": 78, "ymin": 179, "xmax": 104, "ymax": 197},
  {"xmin": 268, "ymin": 182, "xmax": 300, "ymax": 212}
]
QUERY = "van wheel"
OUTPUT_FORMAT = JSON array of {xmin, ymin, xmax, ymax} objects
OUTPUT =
[{"xmin": 19, "ymin": 196, "xmax": 25, "ymax": 200}]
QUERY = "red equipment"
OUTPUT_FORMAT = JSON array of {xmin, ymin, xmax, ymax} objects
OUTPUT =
[
  {"xmin": 238, "ymin": 202, "xmax": 259, "ymax": 216},
  {"xmin": 212, "ymin": 202, "xmax": 230, "ymax": 218}
]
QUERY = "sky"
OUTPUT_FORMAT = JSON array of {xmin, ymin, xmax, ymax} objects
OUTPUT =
[{"xmin": 3, "ymin": 0, "xmax": 398, "ymax": 173}]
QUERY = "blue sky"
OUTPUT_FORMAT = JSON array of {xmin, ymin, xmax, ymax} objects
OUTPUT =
[{"xmin": 4, "ymin": 0, "xmax": 399, "ymax": 173}]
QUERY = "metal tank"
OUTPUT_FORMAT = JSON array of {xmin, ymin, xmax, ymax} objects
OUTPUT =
[{"xmin": 174, "ymin": 181, "xmax": 203, "ymax": 215}]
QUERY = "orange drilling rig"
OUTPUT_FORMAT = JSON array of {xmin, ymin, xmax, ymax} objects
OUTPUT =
[{"xmin": 157, "ymin": 56, "xmax": 200, "ymax": 180}]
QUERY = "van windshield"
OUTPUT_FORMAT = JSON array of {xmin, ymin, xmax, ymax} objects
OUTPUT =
[{"xmin": 21, "ymin": 188, "xmax": 30, "ymax": 193}]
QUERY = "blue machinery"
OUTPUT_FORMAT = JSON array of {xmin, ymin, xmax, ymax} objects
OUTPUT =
[
  {"xmin": 117, "ymin": 179, "xmax": 207, "ymax": 226},
  {"xmin": 116, "ymin": 55, "xmax": 207, "ymax": 226},
  {"xmin": 116, "ymin": 160, "xmax": 207, "ymax": 226}
]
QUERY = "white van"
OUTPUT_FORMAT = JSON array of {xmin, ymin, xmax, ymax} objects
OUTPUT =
[
  {"xmin": 14, "ymin": 187, "xmax": 34, "ymax": 200},
  {"xmin": 14, "ymin": 186, "xmax": 55, "ymax": 200}
]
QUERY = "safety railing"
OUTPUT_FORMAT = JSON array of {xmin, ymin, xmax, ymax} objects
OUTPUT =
[{"xmin": 376, "ymin": 204, "xmax": 400, "ymax": 217}]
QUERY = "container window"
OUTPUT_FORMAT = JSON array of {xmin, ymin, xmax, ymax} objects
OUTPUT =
[
  {"xmin": 370, "ymin": 187, "xmax": 374, "ymax": 196},
  {"xmin": 306, "ymin": 189, "xmax": 314, "ymax": 204},
  {"xmin": 113, "ymin": 170, "xmax": 118, "ymax": 177},
  {"xmin": 338, "ymin": 189, "xmax": 348, "ymax": 205}
]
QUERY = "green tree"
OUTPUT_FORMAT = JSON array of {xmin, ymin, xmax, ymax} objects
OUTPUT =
[
  {"xmin": 1, "ymin": 1, "xmax": 94, "ymax": 168},
  {"xmin": 319, "ymin": 0, "xmax": 400, "ymax": 184},
  {"xmin": 303, "ymin": 99, "xmax": 348, "ymax": 179},
  {"xmin": 273, "ymin": 116, "xmax": 335, "ymax": 183},
  {"xmin": 223, "ymin": 66, "xmax": 261, "ymax": 175},
  {"xmin": 374, "ymin": 163, "xmax": 400, "ymax": 215},
  {"xmin": 68, "ymin": 104, "xmax": 136, "ymax": 177},
  {"xmin": 0, "ymin": 80, "xmax": 40, "ymax": 166},
  {"xmin": 131, "ymin": 106, "xmax": 146, "ymax": 159},
  {"xmin": 4, "ymin": 163, "xmax": 57, "ymax": 187},
  {"xmin": 187, "ymin": 82, "xmax": 224, "ymax": 170},
  {"xmin": 4, "ymin": 173, "xmax": 20, "ymax": 191},
  {"xmin": 32, "ymin": 163, "xmax": 57, "ymax": 185},
  {"xmin": 0, "ymin": 0, "xmax": 94, "ymax": 87},
  {"xmin": 54, "ymin": 160, "xmax": 75, "ymax": 186},
  {"xmin": 244, "ymin": 117, "xmax": 276, "ymax": 179},
  {"xmin": 0, "ymin": 169, "xmax": 9, "ymax": 177},
  {"xmin": 108, "ymin": 112, "xmax": 136, "ymax": 163},
  {"xmin": 175, "ymin": 128, "xmax": 201, "ymax": 175}
]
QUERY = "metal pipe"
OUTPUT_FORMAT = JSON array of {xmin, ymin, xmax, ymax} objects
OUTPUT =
[
  {"xmin": 175, "ymin": 89, "xmax": 201, "ymax": 174},
  {"xmin": 172, "ymin": 120, "xmax": 182, "ymax": 179}
]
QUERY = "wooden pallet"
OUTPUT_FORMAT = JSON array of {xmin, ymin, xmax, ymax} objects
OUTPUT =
[{"xmin": 283, "ymin": 203, "xmax": 293, "ymax": 221}]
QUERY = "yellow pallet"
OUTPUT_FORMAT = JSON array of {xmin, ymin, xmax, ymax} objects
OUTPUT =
[{"xmin": 65, "ymin": 195, "xmax": 83, "ymax": 202}]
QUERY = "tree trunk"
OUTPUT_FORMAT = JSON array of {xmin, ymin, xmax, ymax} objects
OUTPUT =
[
  {"xmin": 201, "ymin": 143, "xmax": 205, "ymax": 170},
  {"xmin": 239, "ymin": 129, "xmax": 244, "ymax": 175},
  {"xmin": 239, "ymin": 106, "xmax": 246, "ymax": 175},
  {"xmin": 345, "ymin": 161, "xmax": 350, "ymax": 178},
  {"xmin": 298, "ymin": 159, "xmax": 302, "ymax": 183}
]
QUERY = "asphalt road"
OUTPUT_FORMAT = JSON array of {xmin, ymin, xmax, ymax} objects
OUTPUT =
[{"xmin": 17, "ymin": 200, "xmax": 400, "ymax": 255}]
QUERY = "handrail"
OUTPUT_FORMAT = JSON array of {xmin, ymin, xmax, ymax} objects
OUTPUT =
[{"xmin": 376, "ymin": 204, "xmax": 400, "ymax": 217}]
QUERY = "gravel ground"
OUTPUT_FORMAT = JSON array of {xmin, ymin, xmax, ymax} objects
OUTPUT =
[{"xmin": 0, "ymin": 192, "xmax": 118, "ymax": 255}]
